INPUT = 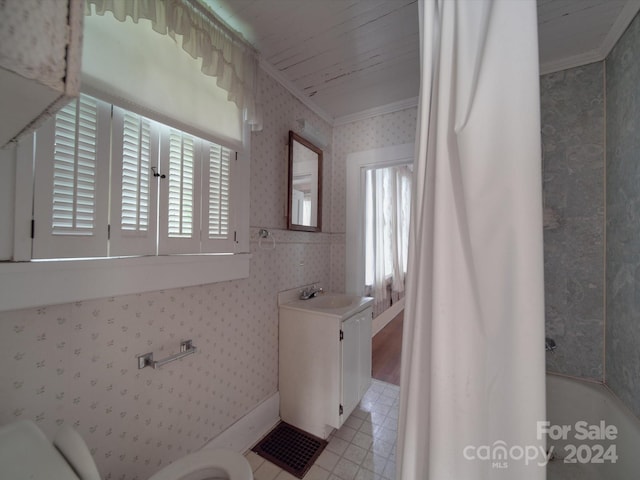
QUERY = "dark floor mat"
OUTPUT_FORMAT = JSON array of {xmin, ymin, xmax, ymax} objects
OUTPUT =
[{"xmin": 252, "ymin": 422, "xmax": 327, "ymax": 478}]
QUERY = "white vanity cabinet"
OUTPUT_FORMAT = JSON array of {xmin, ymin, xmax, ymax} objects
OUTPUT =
[
  {"xmin": 340, "ymin": 306, "xmax": 373, "ymax": 421},
  {"xmin": 279, "ymin": 294, "xmax": 373, "ymax": 439},
  {"xmin": 0, "ymin": 0, "xmax": 83, "ymax": 147}
]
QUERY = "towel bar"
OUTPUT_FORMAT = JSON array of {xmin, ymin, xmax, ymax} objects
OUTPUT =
[{"xmin": 137, "ymin": 340, "xmax": 196, "ymax": 369}]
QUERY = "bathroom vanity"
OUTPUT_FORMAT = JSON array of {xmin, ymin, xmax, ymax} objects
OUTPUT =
[{"xmin": 279, "ymin": 293, "xmax": 373, "ymax": 439}]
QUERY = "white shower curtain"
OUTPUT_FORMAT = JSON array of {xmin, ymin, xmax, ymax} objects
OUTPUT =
[{"xmin": 397, "ymin": 1, "xmax": 546, "ymax": 479}]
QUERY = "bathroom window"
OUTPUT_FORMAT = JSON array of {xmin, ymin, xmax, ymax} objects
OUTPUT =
[
  {"xmin": 31, "ymin": 93, "xmax": 238, "ymax": 260},
  {"xmin": 364, "ymin": 164, "xmax": 412, "ymax": 314},
  {"xmin": 364, "ymin": 165, "xmax": 411, "ymax": 285}
]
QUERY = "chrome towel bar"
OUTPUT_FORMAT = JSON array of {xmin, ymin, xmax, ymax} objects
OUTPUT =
[{"xmin": 137, "ymin": 340, "xmax": 196, "ymax": 369}]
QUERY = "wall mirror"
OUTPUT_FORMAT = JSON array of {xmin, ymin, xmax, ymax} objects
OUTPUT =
[{"xmin": 288, "ymin": 130, "xmax": 322, "ymax": 231}]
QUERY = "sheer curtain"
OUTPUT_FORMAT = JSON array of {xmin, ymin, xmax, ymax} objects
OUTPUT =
[
  {"xmin": 397, "ymin": 0, "xmax": 546, "ymax": 479},
  {"xmin": 365, "ymin": 165, "xmax": 412, "ymax": 316}
]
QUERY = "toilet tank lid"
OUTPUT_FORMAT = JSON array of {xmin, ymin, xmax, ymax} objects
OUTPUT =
[{"xmin": 0, "ymin": 420, "xmax": 81, "ymax": 480}]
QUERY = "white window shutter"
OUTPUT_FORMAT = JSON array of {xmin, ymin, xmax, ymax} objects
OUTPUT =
[
  {"xmin": 158, "ymin": 127, "xmax": 202, "ymax": 254},
  {"xmin": 201, "ymin": 141, "xmax": 235, "ymax": 253},
  {"xmin": 109, "ymin": 107, "xmax": 159, "ymax": 256},
  {"xmin": 32, "ymin": 95, "xmax": 110, "ymax": 259}
]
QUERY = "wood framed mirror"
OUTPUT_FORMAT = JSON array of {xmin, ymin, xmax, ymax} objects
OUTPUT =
[{"xmin": 287, "ymin": 130, "xmax": 323, "ymax": 232}]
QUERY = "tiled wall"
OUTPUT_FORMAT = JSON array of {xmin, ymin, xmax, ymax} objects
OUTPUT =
[
  {"xmin": 0, "ymin": 69, "xmax": 333, "ymax": 480},
  {"xmin": 605, "ymin": 11, "xmax": 640, "ymax": 419},
  {"xmin": 540, "ymin": 9, "xmax": 640, "ymax": 421},
  {"xmin": 330, "ymin": 109, "xmax": 418, "ymax": 293},
  {"xmin": 539, "ymin": 62, "xmax": 605, "ymax": 381}
]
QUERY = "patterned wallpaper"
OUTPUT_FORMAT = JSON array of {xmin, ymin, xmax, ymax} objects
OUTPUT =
[
  {"xmin": 251, "ymin": 73, "xmax": 333, "ymax": 232},
  {"xmin": 330, "ymin": 108, "xmax": 418, "ymax": 292},
  {"xmin": 0, "ymin": 69, "xmax": 333, "ymax": 480},
  {"xmin": 539, "ymin": 62, "xmax": 606, "ymax": 381},
  {"xmin": 332, "ymin": 109, "xmax": 418, "ymax": 234},
  {"xmin": 0, "ymin": 0, "xmax": 68, "ymax": 90},
  {"xmin": 605, "ymin": 10, "xmax": 640, "ymax": 419}
]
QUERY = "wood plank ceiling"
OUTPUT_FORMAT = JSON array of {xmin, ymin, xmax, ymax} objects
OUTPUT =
[{"xmin": 202, "ymin": 0, "xmax": 640, "ymax": 121}]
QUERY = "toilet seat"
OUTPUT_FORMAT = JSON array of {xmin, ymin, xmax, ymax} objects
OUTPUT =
[
  {"xmin": 147, "ymin": 449, "xmax": 253, "ymax": 480},
  {"xmin": 0, "ymin": 420, "xmax": 253, "ymax": 480},
  {"xmin": 0, "ymin": 420, "xmax": 79, "ymax": 480}
]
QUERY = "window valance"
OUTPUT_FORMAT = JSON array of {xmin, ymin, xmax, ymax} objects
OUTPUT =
[{"xmin": 85, "ymin": 0, "xmax": 262, "ymax": 131}]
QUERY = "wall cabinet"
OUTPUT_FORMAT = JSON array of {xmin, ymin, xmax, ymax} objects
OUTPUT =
[
  {"xmin": 0, "ymin": 0, "xmax": 82, "ymax": 147},
  {"xmin": 279, "ymin": 295, "xmax": 373, "ymax": 439}
]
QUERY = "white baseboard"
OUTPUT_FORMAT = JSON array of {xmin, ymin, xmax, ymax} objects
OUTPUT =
[
  {"xmin": 202, "ymin": 392, "xmax": 280, "ymax": 453},
  {"xmin": 372, "ymin": 298, "xmax": 405, "ymax": 337}
]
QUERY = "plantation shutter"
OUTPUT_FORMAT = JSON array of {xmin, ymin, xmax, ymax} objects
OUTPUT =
[
  {"xmin": 32, "ymin": 95, "xmax": 110, "ymax": 259},
  {"xmin": 30, "ymin": 95, "xmax": 242, "ymax": 260},
  {"xmin": 202, "ymin": 141, "xmax": 235, "ymax": 252},
  {"xmin": 158, "ymin": 127, "xmax": 202, "ymax": 254},
  {"xmin": 110, "ymin": 107, "xmax": 160, "ymax": 256}
]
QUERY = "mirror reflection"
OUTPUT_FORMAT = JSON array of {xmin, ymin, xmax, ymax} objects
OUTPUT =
[{"xmin": 288, "ymin": 131, "xmax": 322, "ymax": 231}]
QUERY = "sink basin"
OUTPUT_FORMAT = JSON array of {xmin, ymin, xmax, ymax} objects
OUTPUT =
[
  {"xmin": 280, "ymin": 293, "xmax": 373, "ymax": 320},
  {"xmin": 306, "ymin": 294, "xmax": 356, "ymax": 309}
]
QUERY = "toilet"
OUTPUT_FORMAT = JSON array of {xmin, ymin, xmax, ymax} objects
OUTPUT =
[{"xmin": 0, "ymin": 420, "xmax": 253, "ymax": 480}]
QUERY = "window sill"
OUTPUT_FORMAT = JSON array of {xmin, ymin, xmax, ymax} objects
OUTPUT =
[{"xmin": 0, "ymin": 253, "xmax": 251, "ymax": 312}]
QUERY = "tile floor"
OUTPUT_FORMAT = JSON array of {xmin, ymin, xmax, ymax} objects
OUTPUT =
[{"xmin": 245, "ymin": 380, "xmax": 400, "ymax": 480}]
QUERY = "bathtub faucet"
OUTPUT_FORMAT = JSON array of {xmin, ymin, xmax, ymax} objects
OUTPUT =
[{"xmin": 545, "ymin": 337, "xmax": 557, "ymax": 352}]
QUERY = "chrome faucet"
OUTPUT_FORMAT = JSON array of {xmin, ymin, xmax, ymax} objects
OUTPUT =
[{"xmin": 299, "ymin": 286, "xmax": 323, "ymax": 300}]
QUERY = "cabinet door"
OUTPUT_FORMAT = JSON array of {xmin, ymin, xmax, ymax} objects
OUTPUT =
[
  {"xmin": 341, "ymin": 315, "xmax": 360, "ymax": 423},
  {"xmin": 358, "ymin": 308, "xmax": 373, "ymax": 398}
]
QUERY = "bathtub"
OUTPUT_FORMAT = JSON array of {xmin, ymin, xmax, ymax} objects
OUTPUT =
[{"xmin": 546, "ymin": 373, "xmax": 640, "ymax": 479}]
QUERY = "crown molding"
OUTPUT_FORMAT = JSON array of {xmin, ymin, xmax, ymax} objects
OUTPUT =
[
  {"xmin": 539, "ymin": 50, "xmax": 604, "ymax": 76},
  {"xmin": 333, "ymin": 96, "xmax": 419, "ymax": 127},
  {"xmin": 258, "ymin": 58, "xmax": 334, "ymax": 126},
  {"xmin": 599, "ymin": 0, "xmax": 640, "ymax": 58},
  {"xmin": 540, "ymin": 0, "xmax": 640, "ymax": 76}
]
